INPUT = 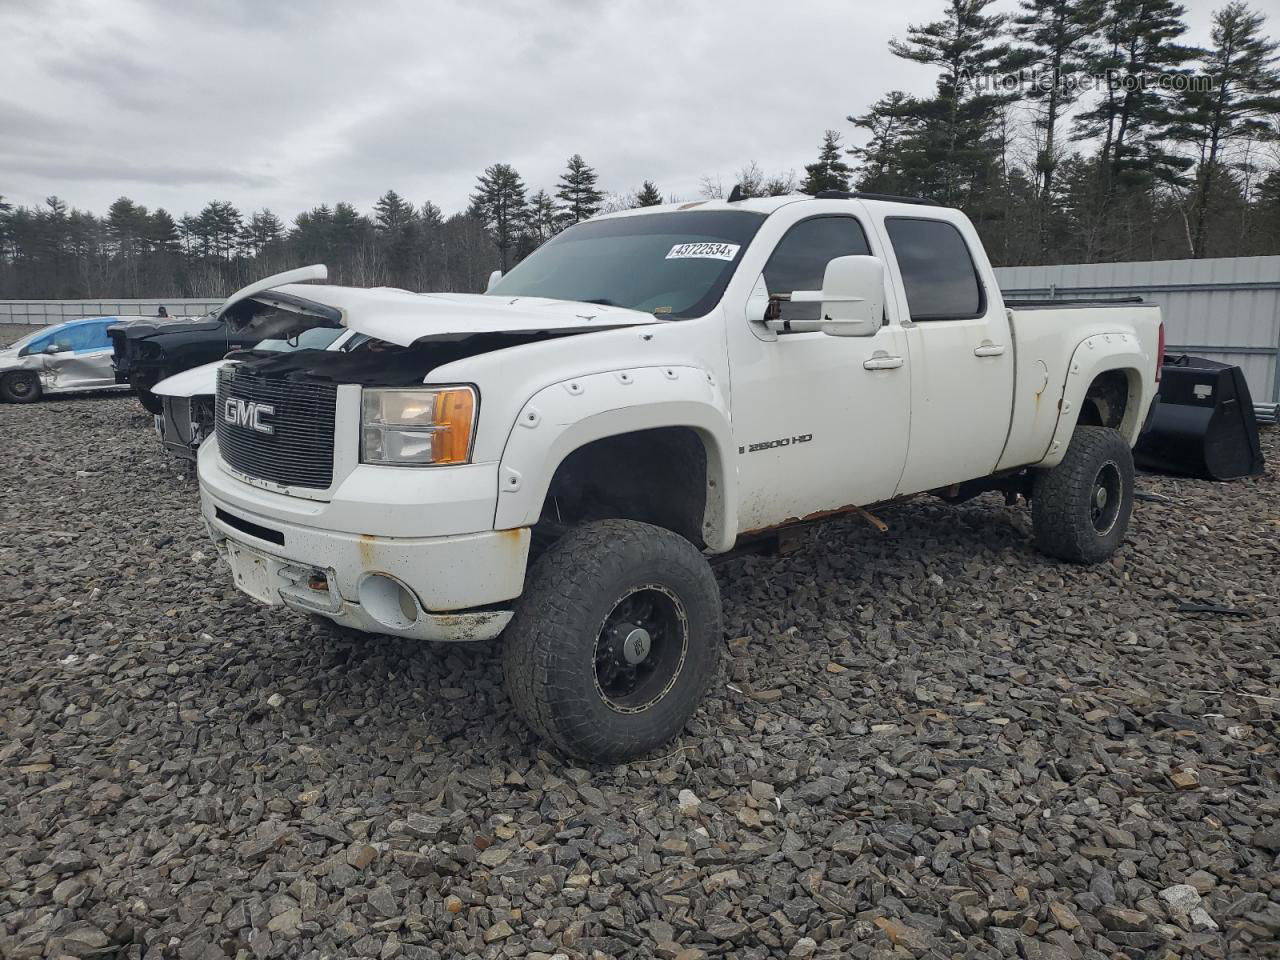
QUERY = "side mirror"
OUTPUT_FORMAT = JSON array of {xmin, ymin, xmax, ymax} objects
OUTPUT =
[
  {"xmin": 774, "ymin": 255, "xmax": 884, "ymax": 337},
  {"xmin": 486, "ymin": 269, "xmax": 503, "ymax": 293},
  {"xmin": 45, "ymin": 343, "xmax": 65, "ymax": 354},
  {"xmin": 745, "ymin": 275, "xmax": 769, "ymax": 326}
]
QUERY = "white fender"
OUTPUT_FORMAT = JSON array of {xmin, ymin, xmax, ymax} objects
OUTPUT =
[
  {"xmin": 152, "ymin": 359, "xmax": 229, "ymax": 398},
  {"xmin": 493, "ymin": 365, "xmax": 738, "ymax": 551},
  {"xmin": 1040, "ymin": 333, "xmax": 1157, "ymax": 467}
]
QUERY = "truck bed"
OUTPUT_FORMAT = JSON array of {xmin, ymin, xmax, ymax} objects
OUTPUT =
[{"xmin": 997, "ymin": 302, "xmax": 1163, "ymax": 471}]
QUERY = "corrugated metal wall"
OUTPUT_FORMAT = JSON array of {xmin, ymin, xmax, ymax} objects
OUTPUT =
[
  {"xmin": 994, "ymin": 255, "xmax": 1280, "ymax": 404},
  {"xmin": 0, "ymin": 299, "xmax": 223, "ymax": 325}
]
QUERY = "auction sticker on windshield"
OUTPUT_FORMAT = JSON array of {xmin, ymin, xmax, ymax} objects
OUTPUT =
[{"xmin": 665, "ymin": 242, "xmax": 741, "ymax": 261}]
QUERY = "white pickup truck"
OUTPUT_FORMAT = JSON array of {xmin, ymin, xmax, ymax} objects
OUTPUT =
[{"xmin": 197, "ymin": 192, "xmax": 1163, "ymax": 761}]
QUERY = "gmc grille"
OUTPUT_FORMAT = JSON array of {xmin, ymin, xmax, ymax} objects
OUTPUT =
[{"xmin": 215, "ymin": 367, "xmax": 337, "ymax": 489}]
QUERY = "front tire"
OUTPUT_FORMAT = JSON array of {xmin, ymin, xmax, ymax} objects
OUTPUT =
[
  {"xmin": 0, "ymin": 371, "xmax": 42, "ymax": 403},
  {"xmin": 1032, "ymin": 425, "xmax": 1134, "ymax": 564},
  {"xmin": 502, "ymin": 519, "xmax": 722, "ymax": 762},
  {"xmin": 133, "ymin": 381, "xmax": 163, "ymax": 415}
]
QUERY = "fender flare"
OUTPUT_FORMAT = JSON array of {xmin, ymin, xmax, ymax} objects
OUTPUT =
[
  {"xmin": 493, "ymin": 365, "xmax": 738, "ymax": 551},
  {"xmin": 1041, "ymin": 333, "xmax": 1156, "ymax": 467}
]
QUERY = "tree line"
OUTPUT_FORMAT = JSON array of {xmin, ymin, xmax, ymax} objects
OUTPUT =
[{"xmin": 1, "ymin": 0, "xmax": 1277, "ymax": 301}]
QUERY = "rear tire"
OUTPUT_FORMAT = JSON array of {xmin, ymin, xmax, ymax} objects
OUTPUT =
[
  {"xmin": 0, "ymin": 371, "xmax": 41, "ymax": 403},
  {"xmin": 1032, "ymin": 426, "xmax": 1134, "ymax": 564},
  {"xmin": 502, "ymin": 519, "xmax": 722, "ymax": 762}
]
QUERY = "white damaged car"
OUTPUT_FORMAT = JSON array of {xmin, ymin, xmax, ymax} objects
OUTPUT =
[{"xmin": 1, "ymin": 316, "xmax": 134, "ymax": 403}]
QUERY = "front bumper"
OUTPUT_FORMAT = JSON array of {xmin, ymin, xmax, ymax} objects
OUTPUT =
[{"xmin": 199, "ymin": 440, "xmax": 530, "ymax": 642}]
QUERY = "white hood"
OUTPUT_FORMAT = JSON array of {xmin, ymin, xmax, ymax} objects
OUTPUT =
[
  {"xmin": 218, "ymin": 266, "xmax": 664, "ymax": 348},
  {"xmin": 152, "ymin": 360, "xmax": 228, "ymax": 398}
]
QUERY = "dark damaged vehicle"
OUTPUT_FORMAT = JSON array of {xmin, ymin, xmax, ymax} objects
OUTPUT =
[{"xmin": 110, "ymin": 290, "xmax": 335, "ymax": 413}]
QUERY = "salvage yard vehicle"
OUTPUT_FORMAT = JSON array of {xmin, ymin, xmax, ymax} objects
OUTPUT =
[
  {"xmin": 197, "ymin": 192, "xmax": 1163, "ymax": 761},
  {"xmin": 0, "ymin": 316, "xmax": 134, "ymax": 403},
  {"xmin": 109, "ymin": 302, "xmax": 323, "ymax": 414},
  {"xmin": 151, "ymin": 327, "xmax": 356, "ymax": 461}
]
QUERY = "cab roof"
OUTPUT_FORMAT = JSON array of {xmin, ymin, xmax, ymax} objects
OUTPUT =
[
  {"xmin": 593, "ymin": 191, "xmax": 941, "ymax": 222},
  {"xmin": 595, "ymin": 196, "xmax": 803, "ymax": 220}
]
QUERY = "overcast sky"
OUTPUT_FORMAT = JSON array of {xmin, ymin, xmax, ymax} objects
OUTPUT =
[{"xmin": 2, "ymin": 0, "xmax": 1220, "ymax": 222}]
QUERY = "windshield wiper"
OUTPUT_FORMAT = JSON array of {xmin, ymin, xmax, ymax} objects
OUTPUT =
[{"xmin": 581, "ymin": 298, "xmax": 616, "ymax": 306}]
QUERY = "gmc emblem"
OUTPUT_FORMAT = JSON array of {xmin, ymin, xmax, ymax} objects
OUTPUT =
[{"xmin": 223, "ymin": 398, "xmax": 275, "ymax": 435}]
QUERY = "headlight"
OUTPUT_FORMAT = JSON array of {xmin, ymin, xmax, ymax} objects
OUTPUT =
[{"xmin": 361, "ymin": 386, "xmax": 477, "ymax": 466}]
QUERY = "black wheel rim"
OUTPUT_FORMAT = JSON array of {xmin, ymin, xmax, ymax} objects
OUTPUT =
[
  {"xmin": 10, "ymin": 377, "xmax": 33, "ymax": 397},
  {"xmin": 592, "ymin": 584, "xmax": 689, "ymax": 714},
  {"xmin": 1090, "ymin": 460, "xmax": 1122, "ymax": 534}
]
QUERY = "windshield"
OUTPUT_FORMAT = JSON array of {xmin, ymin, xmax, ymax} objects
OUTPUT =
[
  {"xmin": 253, "ymin": 326, "xmax": 345, "ymax": 352},
  {"xmin": 489, "ymin": 210, "xmax": 765, "ymax": 319},
  {"xmin": 5, "ymin": 328, "xmax": 47, "ymax": 351}
]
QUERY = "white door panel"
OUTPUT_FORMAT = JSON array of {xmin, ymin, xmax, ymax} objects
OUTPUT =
[
  {"xmin": 897, "ymin": 319, "xmax": 1013, "ymax": 493},
  {"xmin": 868, "ymin": 214, "xmax": 1015, "ymax": 495},
  {"xmin": 729, "ymin": 325, "xmax": 910, "ymax": 532}
]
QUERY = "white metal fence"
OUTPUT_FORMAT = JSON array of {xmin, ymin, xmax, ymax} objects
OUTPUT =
[
  {"xmin": 0, "ymin": 298, "xmax": 223, "ymax": 326},
  {"xmin": 994, "ymin": 255, "xmax": 1280, "ymax": 405}
]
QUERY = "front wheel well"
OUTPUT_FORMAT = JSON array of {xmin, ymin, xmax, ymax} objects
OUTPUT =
[{"xmin": 538, "ymin": 427, "xmax": 709, "ymax": 548}]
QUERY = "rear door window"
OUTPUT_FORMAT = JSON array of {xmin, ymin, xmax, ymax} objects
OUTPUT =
[
  {"xmin": 764, "ymin": 216, "xmax": 871, "ymax": 323},
  {"xmin": 56, "ymin": 325, "xmax": 97, "ymax": 352},
  {"xmin": 885, "ymin": 218, "xmax": 984, "ymax": 321},
  {"xmin": 87, "ymin": 320, "xmax": 115, "ymax": 349}
]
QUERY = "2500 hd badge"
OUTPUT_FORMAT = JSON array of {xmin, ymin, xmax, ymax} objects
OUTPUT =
[{"xmin": 740, "ymin": 433, "xmax": 813, "ymax": 454}]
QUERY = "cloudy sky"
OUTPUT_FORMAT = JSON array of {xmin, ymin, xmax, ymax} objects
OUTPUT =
[{"xmin": 2, "ymin": 0, "xmax": 1219, "ymax": 222}]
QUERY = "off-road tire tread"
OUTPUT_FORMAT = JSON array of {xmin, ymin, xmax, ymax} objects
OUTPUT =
[
  {"xmin": 502, "ymin": 519, "xmax": 721, "ymax": 761},
  {"xmin": 1032, "ymin": 425, "xmax": 1134, "ymax": 564}
]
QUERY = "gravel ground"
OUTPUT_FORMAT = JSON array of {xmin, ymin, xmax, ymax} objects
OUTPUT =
[{"xmin": 1, "ymin": 394, "xmax": 1277, "ymax": 960}]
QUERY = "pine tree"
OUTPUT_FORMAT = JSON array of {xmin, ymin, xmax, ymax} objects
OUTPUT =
[
  {"xmin": 194, "ymin": 200, "xmax": 243, "ymax": 261},
  {"xmin": 1168, "ymin": 2, "xmax": 1280, "ymax": 256},
  {"xmin": 1074, "ymin": 0, "xmax": 1201, "ymax": 195},
  {"xmin": 470, "ymin": 163, "xmax": 528, "ymax": 269},
  {"xmin": 848, "ymin": 92, "xmax": 921, "ymax": 193},
  {"xmin": 888, "ymin": 0, "xmax": 1014, "ymax": 205},
  {"xmin": 524, "ymin": 190, "xmax": 560, "ymax": 246},
  {"xmin": 0, "ymin": 196, "xmax": 12, "ymax": 264},
  {"xmin": 801, "ymin": 131, "xmax": 853, "ymax": 194},
  {"xmin": 373, "ymin": 190, "xmax": 414, "ymax": 232},
  {"xmin": 1008, "ymin": 0, "xmax": 1104, "ymax": 247},
  {"xmin": 177, "ymin": 214, "xmax": 199, "ymax": 258},
  {"xmin": 372, "ymin": 190, "xmax": 420, "ymax": 285},
  {"xmin": 240, "ymin": 210, "xmax": 284, "ymax": 257},
  {"xmin": 555, "ymin": 154, "xmax": 603, "ymax": 226},
  {"xmin": 634, "ymin": 181, "xmax": 664, "ymax": 206},
  {"xmin": 148, "ymin": 209, "xmax": 179, "ymax": 251},
  {"xmin": 420, "ymin": 201, "xmax": 444, "ymax": 229}
]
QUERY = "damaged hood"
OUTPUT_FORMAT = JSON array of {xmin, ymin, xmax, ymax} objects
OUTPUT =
[
  {"xmin": 110, "ymin": 314, "xmax": 217, "ymax": 341},
  {"xmin": 229, "ymin": 280, "xmax": 664, "ymax": 347}
]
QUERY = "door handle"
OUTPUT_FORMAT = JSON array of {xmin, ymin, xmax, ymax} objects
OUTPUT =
[
  {"xmin": 863, "ymin": 354, "xmax": 904, "ymax": 371},
  {"xmin": 974, "ymin": 343, "xmax": 1006, "ymax": 357}
]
